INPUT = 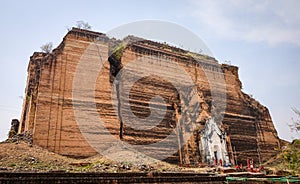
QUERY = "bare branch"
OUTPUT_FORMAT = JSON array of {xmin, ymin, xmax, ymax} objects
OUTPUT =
[
  {"xmin": 289, "ymin": 107, "xmax": 300, "ymax": 133},
  {"xmin": 40, "ymin": 42, "xmax": 53, "ymax": 53},
  {"xmin": 76, "ymin": 20, "xmax": 92, "ymax": 30}
]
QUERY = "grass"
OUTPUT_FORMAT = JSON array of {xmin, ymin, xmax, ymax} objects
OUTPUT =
[{"xmin": 111, "ymin": 42, "xmax": 126, "ymax": 61}]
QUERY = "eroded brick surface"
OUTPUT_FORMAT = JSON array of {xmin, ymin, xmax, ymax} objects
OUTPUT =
[{"xmin": 19, "ymin": 28, "xmax": 280, "ymax": 165}]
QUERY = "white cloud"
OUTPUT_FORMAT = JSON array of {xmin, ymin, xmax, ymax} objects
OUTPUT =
[{"xmin": 188, "ymin": 0, "xmax": 300, "ymax": 46}]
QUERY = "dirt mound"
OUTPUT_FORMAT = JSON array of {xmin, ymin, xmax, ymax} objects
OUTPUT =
[{"xmin": 0, "ymin": 140, "xmax": 182, "ymax": 173}]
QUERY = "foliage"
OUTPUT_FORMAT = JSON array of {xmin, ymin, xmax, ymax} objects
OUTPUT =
[
  {"xmin": 111, "ymin": 42, "xmax": 126, "ymax": 61},
  {"xmin": 8, "ymin": 130, "xmax": 16, "ymax": 138},
  {"xmin": 76, "ymin": 20, "xmax": 92, "ymax": 30},
  {"xmin": 185, "ymin": 51, "xmax": 211, "ymax": 60},
  {"xmin": 277, "ymin": 109, "xmax": 300, "ymax": 174},
  {"xmin": 280, "ymin": 140, "xmax": 300, "ymax": 174},
  {"xmin": 40, "ymin": 42, "xmax": 53, "ymax": 53}
]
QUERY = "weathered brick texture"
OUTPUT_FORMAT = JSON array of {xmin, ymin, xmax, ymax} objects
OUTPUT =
[{"xmin": 19, "ymin": 28, "xmax": 280, "ymax": 165}]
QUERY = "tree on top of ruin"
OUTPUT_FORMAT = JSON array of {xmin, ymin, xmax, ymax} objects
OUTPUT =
[
  {"xmin": 76, "ymin": 20, "xmax": 92, "ymax": 30},
  {"xmin": 40, "ymin": 42, "xmax": 53, "ymax": 53}
]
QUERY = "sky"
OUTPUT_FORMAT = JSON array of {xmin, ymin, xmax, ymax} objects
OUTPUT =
[{"xmin": 0, "ymin": 0, "xmax": 299, "ymax": 141}]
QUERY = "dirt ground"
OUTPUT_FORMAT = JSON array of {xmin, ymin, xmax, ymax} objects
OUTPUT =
[{"xmin": 0, "ymin": 140, "xmax": 191, "ymax": 173}]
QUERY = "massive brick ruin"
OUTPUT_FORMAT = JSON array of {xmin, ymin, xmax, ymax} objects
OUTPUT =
[{"xmin": 19, "ymin": 28, "xmax": 281, "ymax": 166}]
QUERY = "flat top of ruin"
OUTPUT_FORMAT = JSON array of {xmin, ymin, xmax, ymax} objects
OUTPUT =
[{"xmin": 66, "ymin": 28, "xmax": 218, "ymax": 64}]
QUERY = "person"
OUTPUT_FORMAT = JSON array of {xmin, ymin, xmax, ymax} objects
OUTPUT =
[
  {"xmin": 219, "ymin": 159, "xmax": 223, "ymax": 166},
  {"xmin": 250, "ymin": 159, "xmax": 254, "ymax": 172},
  {"xmin": 213, "ymin": 158, "xmax": 217, "ymax": 166},
  {"xmin": 259, "ymin": 165, "xmax": 264, "ymax": 171}
]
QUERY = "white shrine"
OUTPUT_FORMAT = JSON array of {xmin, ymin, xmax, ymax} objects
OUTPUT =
[{"xmin": 200, "ymin": 118, "xmax": 229, "ymax": 165}]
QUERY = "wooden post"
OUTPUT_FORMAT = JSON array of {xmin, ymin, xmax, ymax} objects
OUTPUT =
[
  {"xmin": 226, "ymin": 135, "xmax": 235, "ymax": 165},
  {"xmin": 233, "ymin": 146, "xmax": 237, "ymax": 166},
  {"xmin": 116, "ymin": 81, "xmax": 123, "ymax": 140}
]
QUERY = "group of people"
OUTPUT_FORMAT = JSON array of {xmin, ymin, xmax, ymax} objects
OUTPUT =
[
  {"xmin": 212, "ymin": 158, "xmax": 231, "ymax": 167},
  {"xmin": 211, "ymin": 158, "xmax": 264, "ymax": 172},
  {"xmin": 234, "ymin": 159, "xmax": 264, "ymax": 172}
]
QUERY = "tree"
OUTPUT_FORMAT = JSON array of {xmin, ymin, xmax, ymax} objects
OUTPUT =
[
  {"xmin": 289, "ymin": 108, "xmax": 300, "ymax": 133},
  {"xmin": 40, "ymin": 42, "xmax": 53, "ymax": 53},
  {"xmin": 76, "ymin": 20, "xmax": 92, "ymax": 30},
  {"xmin": 281, "ymin": 140, "xmax": 300, "ymax": 175}
]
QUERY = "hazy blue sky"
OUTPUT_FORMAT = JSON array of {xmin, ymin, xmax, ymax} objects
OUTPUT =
[{"xmin": 0, "ymin": 0, "xmax": 299, "ymax": 141}]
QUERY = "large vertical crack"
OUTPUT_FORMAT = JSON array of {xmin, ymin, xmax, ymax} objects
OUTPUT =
[{"xmin": 108, "ymin": 41, "xmax": 125, "ymax": 140}]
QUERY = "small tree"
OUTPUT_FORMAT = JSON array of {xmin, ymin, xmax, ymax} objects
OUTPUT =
[
  {"xmin": 40, "ymin": 42, "xmax": 53, "ymax": 53},
  {"xmin": 76, "ymin": 20, "xmax": 92, "ymax": 30},
  {"xmin": 289, "ymin": 108, "xmax": 300, "ymax": 134}
]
